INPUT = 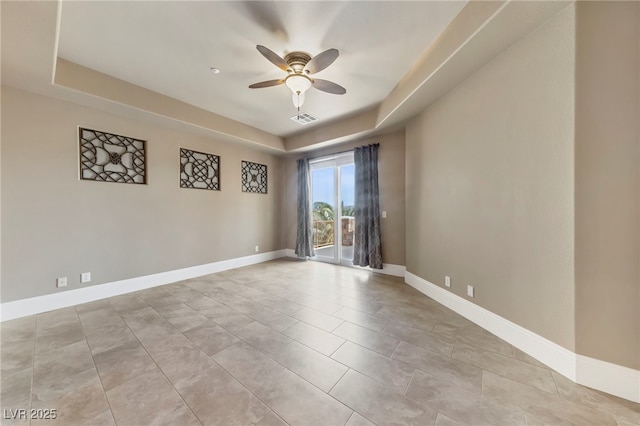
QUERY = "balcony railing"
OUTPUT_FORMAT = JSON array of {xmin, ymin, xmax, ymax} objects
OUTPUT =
[
  {"xmin": 313, "ymin": 220, "xmax": 333, "ymax": 248},
  {"xmin": 313, "ymin": 217, "xmax": 354, "ymax": 248}
]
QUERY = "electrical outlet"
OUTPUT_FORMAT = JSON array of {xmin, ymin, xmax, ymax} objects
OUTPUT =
[
  {"xmin": 255, "ymin": 245, "xmax": 259, "ymax": 252},
  {"xmin": 56, "ymin": 277, "xmax": 67, "ymax": 288},
  {"xmin": 445, "ymin": 276, "xmax": 451, "ymax": 288},
  {"xmin": 467, "ymin": 285, "xmax": 474, "ymax": 298},
  {"xmin": 381, "ymin": 211, "xmax": 387, "ymax": 218},
  {"xmin": 81, "ymin": 272, "xmax": 91, "ymax": 283}
]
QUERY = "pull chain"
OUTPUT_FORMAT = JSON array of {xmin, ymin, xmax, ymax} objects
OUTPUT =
[{"xmin": 297, "ymin": 91, "xmax": 301, "ymax": 120}]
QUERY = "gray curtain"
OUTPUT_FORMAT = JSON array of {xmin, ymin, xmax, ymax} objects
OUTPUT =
[
  {"xmin": 353, "ymin": 143, "xmax": 383, "ymax": 269},
  {"xmin": 295, "ymin": 158, "xmax": 315, "ymax": 257}
]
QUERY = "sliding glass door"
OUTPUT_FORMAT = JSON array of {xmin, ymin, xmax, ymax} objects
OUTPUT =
[{"xmin": 310, "ymin": 152, "xmax": 355, "ymax": 265}]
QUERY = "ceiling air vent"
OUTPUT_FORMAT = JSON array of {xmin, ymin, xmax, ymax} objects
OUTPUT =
[{"xmin": 291, "ymin": 113, "xmax": 318, "ymax": 125}]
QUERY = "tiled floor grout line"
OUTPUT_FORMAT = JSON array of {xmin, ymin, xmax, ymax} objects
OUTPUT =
[
  {"xmin": 342, "ymin": 410, "xmax": 357, "ymax": 426},
  {"xmin": 75, "ymin": 306, "xmax": 118, "ymax": 426},
  {"xmin": 331, "ymin": 355, "xmax": 415, "ymax": 397},
  {"xmin": 450, "ymin": 340, "xmax": 459, "ymax": 359},
  {"xmin": 228, "ymin": 296, "xmax": 438, "ymax": 402},
  {"xmin": 213, "ymin": 330, "xmax": 355, "ymax": 424},
  {"xmin": 205, "ymin": 301, "xmax": 366, "ymax": 416},
  {"xmin": 328, "ymin": 339, "xmax": 348, "ymax": 358},
  {"xmin": 388, "ymin": 341, "xmax": 401, "ymax": 359},
  {"xmin": 200, "ymin": 352, "xmax": 279, "ymax": 426},
  {"xmin": 207, "ymin": 285, "xmax": 301, "ymax": 319},
  {"xmin": 190, "ymin": 284, "xmax": 311, "ymax": 335},
  {"xmin": 480, "ymin": 369, "xmax": 544, "ymax": 425},
  {"xmin": 550, "ymin": 368, "xmax": 562, "ymax": 396},
  {"xmin": 109, "ymin": 301, "xmax": 205, "ymax": 426},
  {"xmin": 403, "ymin": 369, "xmax": 416, "ymax": 396},
  {"xmin": 153, "ymin": 288, "xmax": 290, "ymax": 425},
  {"xmin": 175, "ymin": 291, "xmax": 353, "ymax": 415},
  {"xmin": 483, "ymin": 366, "xmax": 561, "ymax": 397},
  {"xmin": 328, "ymin": 321, "xmax": 345, "ymax": 333},
  {"xmin": 478, "ymin": 368, "xmax": 552, "ymax": 426},
  {"xmin": 340, "ymin": 407, "xmax": 381, "ymax": 426},
  {"xmin": 379, "ymin": 322, "xmax": 392, "ymax": 334}
]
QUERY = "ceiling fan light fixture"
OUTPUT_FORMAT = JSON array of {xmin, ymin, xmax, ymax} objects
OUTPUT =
[
  {"xmin": 285, "ymin": 74, "xmax": 311, "ymax": 94},
  {"xmin": 285, "ymin": 74, "xmax": 312, "ymax": 108}
]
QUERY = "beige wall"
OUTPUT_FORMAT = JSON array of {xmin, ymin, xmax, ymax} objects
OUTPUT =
[
  {"xmin": 405, "ymin": 5, "xmax": 576, "ymax": 350},
  {"xmin": 3, "ymin": 1, "xmax": 637, "ymax": 375},
  {"xmin": 1, "ymin": 86, "xmax": 284, "ymax": 303},
  {"xmin": 283, "ymin": 131, "xmax": 406, "ymax": 266},
  {"xmin": 574, "ymin": 1, "xmax": 640, "ymax": 370}
]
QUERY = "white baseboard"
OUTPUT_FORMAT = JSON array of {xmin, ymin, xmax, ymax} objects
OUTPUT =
[
  {"xmin": 286, "ymin": 248, "xmax": 297, "ymax": 258},
  {"xmin": 576, "ymin": 354, "xmax": 640, "ymax": 404},
  {"xmin": 351, "ymin": 262, "xmax": 406, "ymax": 277},
  {"xmin": 404, "ymin": 272, "xmax": 576, "ymax": 377},
  {"xmin": 0, "ymin": 250, "xmax": 288, "ymax": 322},
  {"xmin": 405, "ymin": 271, "xmax": 640, "ymax": 403},
  {"xmin": 285, "ymin": 248, "xmax": 406, "ymax": 277}
]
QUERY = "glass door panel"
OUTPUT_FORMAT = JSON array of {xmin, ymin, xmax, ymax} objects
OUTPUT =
[{"xmin": 311, "ymin": 166, "xmax": 337, "ymax": 262}]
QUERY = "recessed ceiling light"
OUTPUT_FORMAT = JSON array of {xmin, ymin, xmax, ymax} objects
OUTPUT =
[{"xmin": 210, "ymin": 67, "xmax": 221, "ymax": 74}]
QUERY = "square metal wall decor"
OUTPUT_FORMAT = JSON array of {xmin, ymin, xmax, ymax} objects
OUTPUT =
[
  {"xmin": 180, "ymin": 148, "xmax": 220, "ymax": 190},
  {"xmin": 241, "ymin": 160, "xmax": 267, "ymax": 194},
  {"xmin": 79, "ymin": 127, "xmax": 146, "ymax": 184}
]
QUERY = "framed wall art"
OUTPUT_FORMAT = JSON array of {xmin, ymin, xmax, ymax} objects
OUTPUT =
[
  {"xmin": 180, "ymin": 148, "xmax": 220, "ymax": 190},
  {"xmin": 241, "ymin": 160, "xmax": 267, "ymax": 194},
  {"xmin": 79, "ymin": 127, "xmax": 146, "ymax": 184}
]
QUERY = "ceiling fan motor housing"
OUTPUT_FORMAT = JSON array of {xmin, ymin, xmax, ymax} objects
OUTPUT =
[{"xmin": 284, "ymin": 51, "xmax": 311, "ymax": 73}]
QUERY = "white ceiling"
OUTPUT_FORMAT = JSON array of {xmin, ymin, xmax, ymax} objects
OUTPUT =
[
  {"xmin": 57, "ymin": 1, "xmax": 467, "ymax": 137},
  {"xmin": 2, "ymin": 1, "xmax": 570, "ymax": 151}
]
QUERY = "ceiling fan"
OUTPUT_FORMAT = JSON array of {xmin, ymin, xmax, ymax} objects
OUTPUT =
[{"xmin": 249, "ymin": 45, "xmax": 346, "ymax": 111}]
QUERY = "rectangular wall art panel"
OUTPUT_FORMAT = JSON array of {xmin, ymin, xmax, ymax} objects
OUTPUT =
[
  {"xmin": 241, "ymin": 160, "xmax": 267, "ymax": 194},
  {"xmin": 180, "ymin": 148, "xmax": 220, "ymax": 190},
  {"xmin": 79, "ymin": 127, "xmax": 146, "ymax": 184}
]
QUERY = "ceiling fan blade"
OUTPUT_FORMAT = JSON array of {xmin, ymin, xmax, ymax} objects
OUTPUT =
[
  {"xmin": 256, "ymin": 45, "xmax": 290, "ymax": 72},
  {"xmin": 312, "ymin": 79, "xmax": 346, "ymax": 95},
  {"xmin": 305, "ymin": 48, "xmax": 339, "ymax": 74},
  {"xmin": 249, "ymin": 79, "xmax": 285, "ymax": 89}
]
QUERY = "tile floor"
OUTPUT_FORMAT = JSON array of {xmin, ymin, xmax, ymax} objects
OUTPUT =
[{"xmin": 1, "ymin": 259, "xmax": 638, "ymax": 425}]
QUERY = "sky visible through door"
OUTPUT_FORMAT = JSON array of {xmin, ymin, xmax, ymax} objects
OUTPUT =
[{"xmin": 312, "ymin": 164, "xmax": 355, "ymax": 207}]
